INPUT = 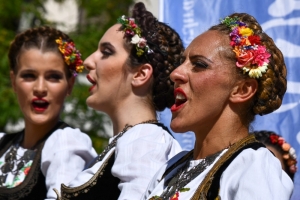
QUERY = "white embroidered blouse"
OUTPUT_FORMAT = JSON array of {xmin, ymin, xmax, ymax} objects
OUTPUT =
[
  {"xmin": 142, "ymin": 147, "xmax": 294, "ymax": 200},
  {"xmin": 0, "ymin": 126, "xmax": 97, "ymax": 200},
  {"xmin": 67, "ymin": 123, "xmax": 182, "ymax": 200}
]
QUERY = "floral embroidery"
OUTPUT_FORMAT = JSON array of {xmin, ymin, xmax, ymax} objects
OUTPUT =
[
  {"xmin": 149, "ymin": 187, "xmax": 190, "ymax": 200},
  {"xmin": 221, "ymin": 16, "xmax": 271, "ymax": 79}
]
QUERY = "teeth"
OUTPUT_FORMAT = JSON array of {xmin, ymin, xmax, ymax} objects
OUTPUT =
[{"xmin": 176, "ymin": 93, "xmax": 186, "ymax": 100}]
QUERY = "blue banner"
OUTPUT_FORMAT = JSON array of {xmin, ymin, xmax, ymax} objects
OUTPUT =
[{"xmin": 159, "ymin": 0, "xmax": 300, "ymax": 199}]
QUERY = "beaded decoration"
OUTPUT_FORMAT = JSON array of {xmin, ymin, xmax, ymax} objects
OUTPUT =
[
  {"xmin": 269, "ymin": 133, "xmax": 298, "ymax": 174},
  {"xmin": 117, "ymin": 15, "xmax": 153, "ymax": 57},
  {"xmin": 221, "ymin": 16, "xmax": 271, "ymax": 79},
  {"xmin": 55, "ymin": 37, "xmax": 84, "ymax": 76}
]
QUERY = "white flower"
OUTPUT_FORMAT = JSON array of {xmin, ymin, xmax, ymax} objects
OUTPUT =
[
  {"xmin": 121, "ymin": 15, "xmax": 126, "ymax": 20},
  {"xmin": 243, "ymin": 62, "xmax": 268, "ymax": 78},
  {"xmin": 131, "ymin": 34, "xmax": 141, "ymax": 44},
  {"xmin": 289, "ymin": 147, "xmax": 297, "ymax": 159}
]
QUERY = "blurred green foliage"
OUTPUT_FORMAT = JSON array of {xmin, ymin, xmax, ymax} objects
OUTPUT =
[{"xmin": 0, "ymin": 0, "xmax": 134, "ymax": 153}]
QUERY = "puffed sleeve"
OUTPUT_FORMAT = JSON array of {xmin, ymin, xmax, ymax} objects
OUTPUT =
[
  {"xmin": 219, "ymin": 147, "xmax": 294, "ymax": 200},
  {"xmin": 111, "ymin": 124, "xmax": 182, "ymax": 200},
  {"xmin": 41, "ymin": 127, "xmax": 97, "ymax": 200}
]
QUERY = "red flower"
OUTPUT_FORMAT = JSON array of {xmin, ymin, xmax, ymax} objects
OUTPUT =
[
  {"xmin": 236, "ymin": 50, "xmax": 255, "ymax": 67},
  {"xmin": 270, "ymin": 134, "xmax": 279, "ymax": 144},
  {"xmin": 248, "ymin": 35, "xmax": 261, "ymax": 45}
]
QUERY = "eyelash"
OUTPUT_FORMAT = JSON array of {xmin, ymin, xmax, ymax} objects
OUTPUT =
[
  {"xmin": 48, "ymin": 74, "xmax": 62, "ymax": 80},
  {"xmin": 101, "ymin": 48, "xmax": 113, "ymax": 58},
  {"xmin": 21, "ymin": 73, "xmax": 35, "ymax": 79},
  {"xmin": 193, "ymin": 61, "xmax": 208, "ymax": 69}
]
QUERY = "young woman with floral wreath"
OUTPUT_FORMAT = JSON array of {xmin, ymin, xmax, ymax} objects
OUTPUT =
[
  {"xmin": 0, "ymin": 26, "xmax": 97, "ymax": 199},
  {"xmin": 56, "ymin": 2, "xmax": 184, "ymax": 200},
  {"xmin": 142, "ymin": 13, "xmax": 293, "ymax": 200},
  {"xmin": 252, "ymin": 130, "xmax": 297, "ymax": 181}
]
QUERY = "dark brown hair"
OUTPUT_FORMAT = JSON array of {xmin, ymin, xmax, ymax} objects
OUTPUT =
[
  {"xmin": 121, "ymin": 2, "xmax": 184, "ymax": 111},
  {"xmin": 209, "ymin": 13, "xmax": 287, "ymax": 124},
  {"xmin": 8, "ymin": 26, "xmax": 73, "ymax": 77}
]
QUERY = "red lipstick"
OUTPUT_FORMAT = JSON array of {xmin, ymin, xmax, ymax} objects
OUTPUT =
[
  {"xmin": 86, "ymin": 74, "xmax": 96, "ymax": 92},
  {"xmin": 31, "ymin": 98, "xmax": 49, "ymax": 112},
  {"xmin": 171, "ymin": 88, "xmax": 187, "ymax": 112}
]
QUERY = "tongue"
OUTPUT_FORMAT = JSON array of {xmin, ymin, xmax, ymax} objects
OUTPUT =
[{"xmin": 175, "ymin": 99, "xmax": 186, "ymax": 106}]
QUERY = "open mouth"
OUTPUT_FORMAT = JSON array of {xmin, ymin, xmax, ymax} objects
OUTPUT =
[
  {"xmin": 171, "ymin": 88, "xmax": 187, "ymax": 112},
  {"xmin": 86, "ymin": 74, "xmax": 96, "ymax": 92},
  {"xmin": 174, "ymin": 93, "xmax": 187, "ymax": 106},
  {"xmin": 32, "ymin": 99, "xmax": 49, "ymax": 111}
]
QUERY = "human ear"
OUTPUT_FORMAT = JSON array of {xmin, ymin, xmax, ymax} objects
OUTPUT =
[
  {"xmin": 230, "ymin": 79, "xmax": 258, "ymax": 103},
  {"xmin": 131, "ymin": 63, "xmax": 153, "ymax": 87},
  {"xmin": 67, "ymin": 76, "xmax": 75, "ymax": 96},
  {"xmin": 10, "ymin": 71, "xmax": 17, "ymax": 92}
]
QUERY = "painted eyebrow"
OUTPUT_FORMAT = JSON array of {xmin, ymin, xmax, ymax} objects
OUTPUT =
[
  {"xmin": 100, "ymin": 42, "xmax": 116, "ymax": 51},
  {"xmin": 189, "ymin": 55, "xmax": 213, "ymax": 64}
]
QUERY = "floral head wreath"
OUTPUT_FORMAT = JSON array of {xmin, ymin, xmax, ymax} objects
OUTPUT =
[
  {"xmin": 269, "ymin": 133, "xmax": 298, "ymax": 174},
  {"xmin": 55, "ymin": 37, "xmax": 84, "ymax": 76},
  {"xmin": 221, "ymin": 16, "xmax": 271, "ymax": 79},
  {"xmin": 117, "ymin": 15, "xmax": 153, "ymax": 57}
]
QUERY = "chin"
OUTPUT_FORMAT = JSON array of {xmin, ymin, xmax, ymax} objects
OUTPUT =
[{"xmin": 170, "ymin": 119, "xmax": 188, "ymax": 133}]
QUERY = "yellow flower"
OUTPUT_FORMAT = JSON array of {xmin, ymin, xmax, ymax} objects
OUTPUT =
[{"xmin": 239, "ymin": 27, "xmax": 253, "ymax": 37}]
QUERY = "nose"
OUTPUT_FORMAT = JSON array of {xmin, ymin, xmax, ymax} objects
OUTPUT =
[
  {"xmin": 83, "ymin": 53, "xmax": 96, "ymax": 71},
  {"xmin": 170, "ymin": 63, "xmax": 187, "ymax": 85},
  {"xmin": 33, "ymin": 77, "xmax": 47, "ymax": 96}
]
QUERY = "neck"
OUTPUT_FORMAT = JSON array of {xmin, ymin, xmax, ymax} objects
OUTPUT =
[
  {"xmin": 108, "ymin": 98, "xmax": 157, "ymax": 136},
  {"xmin": 22, "ymin": 118, "xmax": 59, "ymax": 149},
  {"xmin": 192, "ymin": 110, "xmax": 249, "ymax": 160}
]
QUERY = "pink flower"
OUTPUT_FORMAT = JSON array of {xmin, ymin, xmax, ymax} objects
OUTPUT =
[
  {"xmin": 252, "ymin": 46, "xmax": 271, "ymax": 66},
  {"xmin": 129, "ymin": 19, "xmax": 137, "ymax": 28},
  {"xmin": 137, "ymin": 38, "xmax": 147, "ymax": 48},
  {"xmin": 236, "ymin": 50, "xmax": 255, "ymax": 68}
]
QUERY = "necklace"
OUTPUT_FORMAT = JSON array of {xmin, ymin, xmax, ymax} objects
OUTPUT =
[
  {"xmin": 0, "ymin": 135, "xmax": 36, "ymax": 186},
  {"xmin": 96, "ymin": 119, "xmax": 158, "ymax": 162},
  {"xmin": 158, "ymin": 150, "xmax": 223, "ymax": 200}
]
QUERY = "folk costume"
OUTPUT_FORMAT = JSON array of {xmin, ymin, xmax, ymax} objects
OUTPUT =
[
  {"xmin": 143, "ymin": 135, "xmax": 293, "ymax": 200},
  {"xmin": 59, "ymin": 122, "xmax": 182, "ymax": 200},
  {"xmin": 0, "ymin": 121, "xmax": 97, "ymax": 200}
]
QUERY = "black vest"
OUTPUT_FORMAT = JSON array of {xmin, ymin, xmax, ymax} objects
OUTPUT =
[
  {"xmin": 160, "ymin": 134, "xmax": 266, "ymax": 200},
  {"xmin": 61, "ymin": 151, "xmax": 121, "ymax": 200},
  {"xmin": 0, "ymin": 121, "xmax": 68, "ymax": 200},
  {"xmin": 60, "ymin": 123, "xmax": 173, "ymax": 200}
]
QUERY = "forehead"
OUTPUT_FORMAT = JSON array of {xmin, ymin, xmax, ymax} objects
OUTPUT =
[
  {"xmin": 185, "ymin": 30, "xmax": 230, "ymax": 61},
  {"xmin": 99, "ymin": 24, "xmax": 126, "ymax": 47},
  {"xmin": 18, "ymin": 49, "xmax": 65, "ymax": 71}
]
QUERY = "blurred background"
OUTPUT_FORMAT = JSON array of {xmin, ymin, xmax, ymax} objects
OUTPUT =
[{"xmin": 0, "ymin": 0, "xmax": 159, "ymax": 153}]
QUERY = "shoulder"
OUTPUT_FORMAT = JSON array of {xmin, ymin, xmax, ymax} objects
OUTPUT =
[
  {"xmin": 43, "ymin": 126, "xmax": 95, "ymax": 155},
  {"xmin": 46, "ymin": 126, "xmax": 92, "ymax": 145},
  {"xmin": 121, "ymin": 123, "xmax": 176, "ymax": 143},
  {"xmin": 219, "ymin": 147, "xmax": 293, "ymax": 199}
]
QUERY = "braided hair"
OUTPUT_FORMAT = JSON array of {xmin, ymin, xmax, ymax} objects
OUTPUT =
[
  {"xmin": 209, "ymin": 13, "xmax": 287, "ymax": 124},
  {"xmin": 121, "ymin": 2, "xmax": 184, "ymax": 111},
  {"xmin": 8, "ymin": 26, "xmax": 73, "ymax": 77}
]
